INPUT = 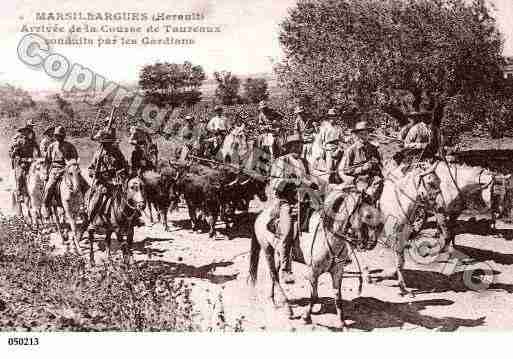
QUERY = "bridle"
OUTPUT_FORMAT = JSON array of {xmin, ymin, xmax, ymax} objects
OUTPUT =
[
  {"xmin": 113, "ymin": 177, "xmax": 145, "ymax": 224},
  {"xmin": 385, "ymin": 161, "xmax": 442, "ymax": 228}
]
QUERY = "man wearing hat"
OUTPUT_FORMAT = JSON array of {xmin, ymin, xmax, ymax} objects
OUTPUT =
[
  {"xmin": 42, "ymin": 126, "xmax": 81, "ymax": 215},
  {"xmin": 320, "ymin": 108, "xmax": 341, "ymax": 181},
  {"xmin": 338, "ymin": 121, "xmax": 383, "ymax": 204},
  {"xmin": 293, "ymin": 106, "xmax": 306, "ymax": 139},
  {"xmin": 23, "ymin": 120, "xmax": 40, "ymax": 154},
  {"xmin": 207, "ymin": 105, "xmax": 230, "ymax": 134},
  {"xmin": 86, "ymin": 128, "xmax": 130, "ymax": 231},
  {"xmin": 394, "ymin": 109, "xmax": 432, "ymax": 166},
  {"xmin": 9, "ymin": 126, "xmax": 41, "ymax": 201},
  {"xmin": 179, "ymin": 115, "xmax": 200, "ymax": 162},
  {"xmin": 269, "ymin": 134, "xmax": 317, "ymax": 284},
  {"xmin": 400, "ymin": 110, "xmax": 431, "ymax": 150},
  {"xmin": 39, "ymin": 126, "xmax": 55, "ymax": 157}
]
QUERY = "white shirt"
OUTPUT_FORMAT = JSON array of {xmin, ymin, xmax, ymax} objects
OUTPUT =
[{"xmin": 207, "ymin": 115, "xmax": 229, "ymax": 132}]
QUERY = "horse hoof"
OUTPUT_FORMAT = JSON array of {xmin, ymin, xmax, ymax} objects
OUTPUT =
[{"xmin": 400, "ymin": 290, "xmax": 415, "ymax": 298}]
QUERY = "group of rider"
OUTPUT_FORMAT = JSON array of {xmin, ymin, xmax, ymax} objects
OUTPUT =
[{"xmin": 9, "ymin": 103, "xmax": 435, "ymax": 283}]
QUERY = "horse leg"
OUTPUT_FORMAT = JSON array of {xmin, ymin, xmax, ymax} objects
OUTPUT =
[
  {"xmin": 330, "ymin": 264, "xmax": 346, "ymax": 330},
  {"xmin": 302, "ymin": 267, "xmax": 319, "ymax": 324},
  {"xmin": 104, "ymin": 231, "xmax": 113, "ymax": 260},
  {"xmin": 148, "ymin": 202, "xmax": 155, "ymax": 225},
  {"xmin": 63, "ymin": 202, "xmax": 81, "ymax": 255},
  {"xmin": 88, "ymin": 230, "xmax": 95, "ymax": 266},
  {"xmin": 186, "ymin": 202, "xmax": 197, "ymax": 231},
  {"xmin": 124, "ymin": 226, "xmax": 135, "ymax": 266},
  {"xmin": 207, "ymin": 209, "xmax": 217, "ymax": 238},
  {"xmin": 395, "ymin": 249, "xmax": 413, "ymax": 297},
  {"xmin": 267, "ymin": 247, "xmax": 293, "ymax": 318}
]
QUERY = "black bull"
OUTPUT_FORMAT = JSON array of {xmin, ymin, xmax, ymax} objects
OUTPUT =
[
  {"xmin": 175, "ymin": 163, "xmax": 268, "ymax": 238},
  {"xmin": 140, "ymin": 162, "xmax": 182, "ymax": 231}
]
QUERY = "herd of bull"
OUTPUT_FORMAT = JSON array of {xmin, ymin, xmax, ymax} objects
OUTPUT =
[{"xmin": 140, "ymin": 153, "xmax": 269, "ymax": 238}]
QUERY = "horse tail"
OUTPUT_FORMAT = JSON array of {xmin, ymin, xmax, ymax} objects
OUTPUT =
[{"xmin": 248, "ymin": 229, "xmax": 261, "ymax": 287}]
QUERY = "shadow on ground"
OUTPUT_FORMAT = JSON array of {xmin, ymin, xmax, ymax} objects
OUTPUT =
[
  {"xmin": 136, "ymin": 259, "xmax": 238, "ymax": 285},
  {"xmin": 291, "ymin": 296, "xmax": 485, "ymax": 331}
]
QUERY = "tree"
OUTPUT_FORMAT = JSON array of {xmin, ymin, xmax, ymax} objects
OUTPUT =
[
  {"xmin": 243, "ymin": 78, "xmax": 269, "ymax": 103},
  {"xmin": 214, "ymin": 71, "xmax": 241, "ymax": 105},
  {"xmin": 139, "ymin": 61, "xmax": 206, "ymax": 108},
  {"xmin": 0, "ymin": 84, "xmax": 35, "ymax": 118},
  {"xmin": 276, "ymin": 0, "xmax": 505, "ymax": 141}
]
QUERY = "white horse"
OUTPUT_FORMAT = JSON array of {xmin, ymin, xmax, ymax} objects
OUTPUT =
[
  {"xmin": 219, "ymin": 126, "xmax": 249, "ymax": 165},
  {"xmin": 250, "ymin": 193, "xmax": 383, "ymax": 329},
  {"xmin": 376, "ymin": 161, "xmax": 444, "ymax": 295},
  {"xmin": 56, "ymin": 159, "xmax": 89, "ymax": 253},
  {"xmin": 26, "ymin": 158, "xmax": 48, "ymax": 229}
]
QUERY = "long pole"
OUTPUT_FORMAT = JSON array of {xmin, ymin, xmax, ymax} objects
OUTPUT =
[{"xmin": 92, "ymin": 106, "xmax": 117, "ymax": 183}]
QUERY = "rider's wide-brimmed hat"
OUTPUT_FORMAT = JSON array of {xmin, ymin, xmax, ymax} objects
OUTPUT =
[
  {"xmin": 54, "ymin": 126, "xmax": 66, "ymax": 137},
  {"xmin": 294, "ymin": 106, "xmax": 305, "ymax": 115},
  {"xmin": 283, "ymin": 134, "xmax": 304, "ymax": 147},
  {"xmin": 214, "ymin": 105, "xmax": 223, "ymax": 111},
  {"xmin": 407, "ymin": 110, "xmax": 432, "ymax": 119},
  {"xmin": 352, "ymin": 121, "xmax": 374, "ymax": 133},
  {"xmin": 93, "ymin": 128, "xmax": 117, "ymax": 143},
  {"xmin": 327, "ymin": 108, "xmax": 337, "ymax": 116}
]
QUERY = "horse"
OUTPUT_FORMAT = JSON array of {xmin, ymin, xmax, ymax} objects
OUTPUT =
[
  {"xmin": 376, "ymin": 161, "xmax": 452, "ymax": 295},
  {"xmin": 11, "ymin": 157, "xmax": 35, "ymax": 221},
  {"xmin": 219, "ymin": 127, "xmax": 249, "ymax": 165},
  {"xmin": 25, "ymin": 158, "xmax": 48, "ymax": 229},
  {"xmin": 55, "ymin": 159, "xmax": 89, "ymax": 253},
  {"xmin": 85, "ymin": 176, "xmax": 146, "ymax": 265},
  {"xmin": 254, "ymin": 131, "xmax": 283, "ymax": 164},
  {"xmin": 249, "ymin": 191, "xmax": 383, "ymax": 329}
]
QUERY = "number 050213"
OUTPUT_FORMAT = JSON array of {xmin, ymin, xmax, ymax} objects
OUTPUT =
[{"xmin": 7, "ymin": 337, "xmax": 39, "ymax": 346}]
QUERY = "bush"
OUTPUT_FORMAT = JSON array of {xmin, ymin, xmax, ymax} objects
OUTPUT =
[{"xmin": 0, "ymin": 216, "xmax": 199, "ymax": 331}]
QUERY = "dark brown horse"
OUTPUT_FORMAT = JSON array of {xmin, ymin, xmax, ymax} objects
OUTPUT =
[{"xmin": 85, "ymin": 176, "xmax": 146, "ymax": 265}]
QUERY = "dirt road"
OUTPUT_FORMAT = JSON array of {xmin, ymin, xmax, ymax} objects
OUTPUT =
[
  {"xmin": 1, "ymin": 135, "xmax": 513, "ymax": 331},
  {"xmin": 3, "ymin": 166, "xmax": 513, "ymax": 332}
]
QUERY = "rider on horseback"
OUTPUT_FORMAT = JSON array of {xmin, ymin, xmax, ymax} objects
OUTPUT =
[
  {"xmin": 42, "ymin": 126, "xmax": 81, "ymax": 216},
  {"xmin": 206, "ymin": 105, "xmax": 229, "ymax": 158},
  {"xmin": 40, "ymin": 126, "xmax": 55, "ymax": 158},
  {"xmin": 393, "ymin": 109, "xmax": 433, "ymax": 167},
  {"xmin": 338, "ymin": 121, "xmax": 383, "ymax": 205},
  {"xmin": 129, "ymin": 127, "xmax": 157, "ymax": 177},
  {"xmin": 320, "ymin": 108, "xmax": 341, "ymax": 182},
  {"xmin": 270, "ymin": 134, "xmax": 318, "ymax": 285},
  {"xmin": 23, "ymin": 120, "xmax": 40, "ymax": 156},
  {"xmin": 86, "ymin": 128, "xmax": 142, "ymax": 230},
  {"xmin": 178, "ymin": 115, "xmax": 199, "ymax": 162},
  {"xmin": 10, "ymin": 126, "xmax": 40, "ymax": 202}
]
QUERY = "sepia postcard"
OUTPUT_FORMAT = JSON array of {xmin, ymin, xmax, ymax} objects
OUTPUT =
[{"xmin": 2, "ymin": 0, "xmax": 513, "ymax": 356}]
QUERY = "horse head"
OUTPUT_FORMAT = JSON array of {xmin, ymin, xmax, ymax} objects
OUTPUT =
[
  {"xmin": 125, "ymin": 176, "xmax": 146, "ymax": 211},
  {"xmin": 64, "ymin": 158, "xmax": 82, "ymax": 193},
  {"xmin": 29, "ymin": 157, "xmax": 48, "ymax": 180}
]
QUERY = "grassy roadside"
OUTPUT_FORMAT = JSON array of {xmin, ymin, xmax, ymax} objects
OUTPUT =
[{"xmin": 0, "ymin": 216, "xmax": 200, "ymax": 331}]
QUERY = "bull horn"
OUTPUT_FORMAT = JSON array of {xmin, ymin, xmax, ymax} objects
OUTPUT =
[
  {"xmin": 240, "ymin": 178, "xmax": 250, "ymax": 186},
  {"xmin": 227, "ymin": 179, "xmax": 238, "ymax": 187}
]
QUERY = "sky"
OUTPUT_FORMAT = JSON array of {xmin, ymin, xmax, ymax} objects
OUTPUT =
[{"xmin": 1, "ymin": 0, "xmax": 512, "ymax": 90}]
